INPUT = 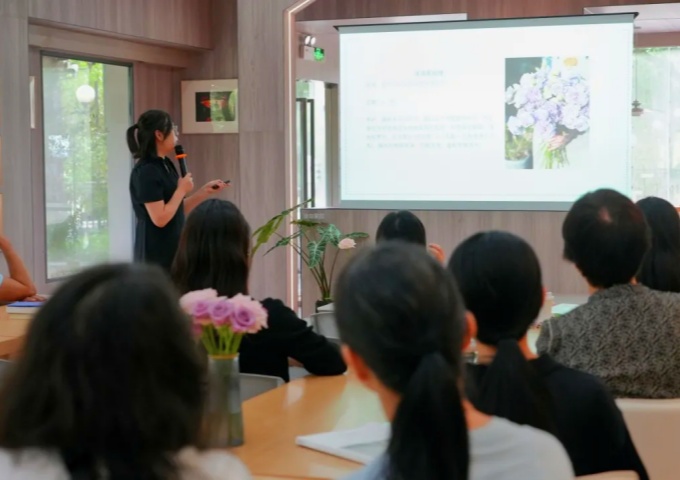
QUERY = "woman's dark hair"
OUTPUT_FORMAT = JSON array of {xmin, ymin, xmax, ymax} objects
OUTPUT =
[
  {"xmin": 335, "ymin": 242, "xmax": 468, "ymax": 480},
  {"xmin": 126, "ymin": 109, "xmax": 173, "ymax": 160},
  {"xmin": 636, "ymin": 197, "xmax": 680, "ymax": 293},
  {"xmin": 375, "ymin": 211, "xmax": 427, "ymax": 246},
  {"xmin": 449, "ymin": 231, "xmax": 555, "ymax": 433},
  {"xmin": 0, "ymin": 264, "xmax": 204, "ymax": 480},
  {"xmin": 563, "ymin": 189, "xmax": 649, "ymax": 288},
  {"xmin": 172, "ymin": 199, "xmax": 251, "ymax": 297}
]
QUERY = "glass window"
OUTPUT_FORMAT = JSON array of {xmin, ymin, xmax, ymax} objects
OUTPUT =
[
  {"xmin": 629, "ymin": 48, "xmax": 680, "ymax": 203},
  {"xmin": 42, "ymin": 56, "xmax": 133, "ymax": 280}
]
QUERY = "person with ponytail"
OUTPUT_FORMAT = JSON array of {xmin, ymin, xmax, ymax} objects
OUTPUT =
[
  {"xmin": 636, "ymin": 196, "xmax": 680, "ymax": 293},
  {"xmin": 127, "ymin": 110, "xmax": 227, "ymax": 271},
  {"xmin": 449, "ymin": 231, "xmax": 647, "ymax": 479},
  {"xmin": 336, "ymin": 242, "xmax": 572, "ymax": 480}
]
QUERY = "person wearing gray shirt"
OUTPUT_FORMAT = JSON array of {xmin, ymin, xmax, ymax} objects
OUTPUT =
[
  {"xmin": 347, "ymin": 417, "xmax": 572, "ymax": 480},
  {"xmin": 333, "ymin": 243, "xmax": 573, "ymax": 480}
]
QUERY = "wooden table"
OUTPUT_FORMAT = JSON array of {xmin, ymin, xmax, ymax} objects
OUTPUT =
[
  {"xmin": 233, "ymin": 375, "xmax": 385, "ymax": 479},
  {"xmin": 0, "ymin": 307, "xmax": 34, "ymax": 359}
]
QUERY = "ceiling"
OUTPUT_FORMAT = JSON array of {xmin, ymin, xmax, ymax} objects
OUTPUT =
[{"xmin": 586, "ymin": 3, "xmax": 680, "ymax": 33}]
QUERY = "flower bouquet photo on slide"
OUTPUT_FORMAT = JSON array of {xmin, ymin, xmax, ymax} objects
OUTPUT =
[{"xmin": 505, "ymin": 56, "xmax": 590, "ymax": 169}]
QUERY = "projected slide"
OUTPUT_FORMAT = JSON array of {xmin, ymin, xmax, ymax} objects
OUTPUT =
[{"xmin": 339, "ymin": 15, "xmax": 634, "ymax": 210}]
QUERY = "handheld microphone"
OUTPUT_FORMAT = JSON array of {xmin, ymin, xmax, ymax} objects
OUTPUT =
[{"xmin": 175, "ymin": 145, "xmax": 188, "ymax": 177}]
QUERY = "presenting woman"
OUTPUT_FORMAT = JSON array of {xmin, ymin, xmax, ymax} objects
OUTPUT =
[{"xmin": 127, "ymin": 110, "xmax": 227, "ymax": 271}]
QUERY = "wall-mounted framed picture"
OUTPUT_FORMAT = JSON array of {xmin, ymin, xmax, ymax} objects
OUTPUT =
[{"xmin": 181, "ymin": 79, "xmax": 238, "ymax": 134}]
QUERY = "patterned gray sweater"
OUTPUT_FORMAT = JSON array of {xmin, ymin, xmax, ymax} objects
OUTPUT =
[{"xmin": 536, "ymin": 284, "xmax": 680, "ymax": 398}]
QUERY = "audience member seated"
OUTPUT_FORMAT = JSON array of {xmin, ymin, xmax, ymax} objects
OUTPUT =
[
  {"xmin": 636, "ymin": 196, "xmax": 680, "ymax": 293},
  {"xmin": 0, "ymin": 234, "xmax": 38, "ymax": 303},
  {"xmin": 450, "ymin": 230, "xmax": 647, "ymax": 478},
  {"xmin": 0, "ymin": 264, "xmax": 249, "ymax": 479},
  {"xmin": 375, "ymin": 210, "xmax": 445, "ymax": 262},
  {"xmin": 172, "ymin": 199, "xmax": 346, "ymax": 382},
  {"xmin": 537, "ymin": 189, "xmax": 680, "ymax": 398},
  {"xmin": 336, "ymin": 242, "xmax": 573, "ymax": 480}
]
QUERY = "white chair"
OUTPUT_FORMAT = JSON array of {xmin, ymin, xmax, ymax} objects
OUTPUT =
[
  {"xmin": 577, "ymin": 471, "xmax": 638, "ymax": 479},
  {"xmin": 239, "ymin": 373, "xmax": 283, "ymax": 402},
  {"xmin": 615, "ymin": 398, "xmax": 680, "ymax": 480},
  {"xmin": 310, "ymin": 311, "xmax": 339, "ymax": 343}
]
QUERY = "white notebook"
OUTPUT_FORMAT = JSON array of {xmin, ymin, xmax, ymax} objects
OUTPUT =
[{"xmin": 296, "ymin": 422, "xmax": 390, "ymax": 464}]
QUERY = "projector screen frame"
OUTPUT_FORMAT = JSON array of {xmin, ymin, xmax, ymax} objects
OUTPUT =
[{"xmin": 336, "ymin": 13, "xmax": 635, "ymax": 212}]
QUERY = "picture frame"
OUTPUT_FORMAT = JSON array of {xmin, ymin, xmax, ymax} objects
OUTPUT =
[{"xmin": 181, "ymin": 79, "xmax": 238, "ymax": 134}]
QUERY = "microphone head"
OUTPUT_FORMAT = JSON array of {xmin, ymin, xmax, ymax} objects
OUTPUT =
[{"xmin": 174, "ymin": 145, "xmax": 185, "ymax": 156}]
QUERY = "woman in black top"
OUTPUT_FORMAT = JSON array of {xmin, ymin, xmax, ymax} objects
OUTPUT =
[
  {"xmin": 127, "ymin": 110, "xmax": 227, "ymax": 271},
  {"xmin": 171, "ymin": 199, "xmax": 346, "ymax": 382},
  {"xmin": 636, "ymin": 196, "xmax": 680, "ymax": 293},
  {"xmin": 448, "ymin": 230, "xmax": 648, "ymax": 479}
]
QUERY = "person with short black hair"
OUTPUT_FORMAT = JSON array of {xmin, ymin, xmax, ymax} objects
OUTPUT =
[
  {"xmin": 0, "ymin": 263, "xmax": 249, "ymax": 479},
  {"xmin": 636, "ymin": 196, "xmax": 680, "ymax": 293},
  {"xmin": 338, "ymin": 242, "xmax": 573, "ymax": 480},
  {"xmin": 376, "ymin": 210, "xmax": 445, "ymax": 262},
  {"xmin": 451, "ymin": 230, "xmax": 647, "ymax": 478},
  {"xmin": 537, "ymin": 189, "xmax": 680, "ymax": 398}
]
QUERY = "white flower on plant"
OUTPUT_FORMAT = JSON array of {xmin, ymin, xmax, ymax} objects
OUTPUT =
[{"xmin": 338, "ymin": 238, "xmax": 356, "ymax": 250}]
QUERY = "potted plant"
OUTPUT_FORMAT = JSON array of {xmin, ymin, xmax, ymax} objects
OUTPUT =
[{"xmin": 252, "ymin": 200, "xmax": 369, "ymax": 310}]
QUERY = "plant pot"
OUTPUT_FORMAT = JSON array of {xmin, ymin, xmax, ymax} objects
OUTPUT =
[
  {"xmin": 203, "ymin": 355, "xmax": 244, "ymax": 447},
  {"xmin": 505, "ymin": 155, "xmax": 531, "ymax": 169},
  {"xmin": 315, "ymin": 299, "xmax": 332, "ymax": 313}
]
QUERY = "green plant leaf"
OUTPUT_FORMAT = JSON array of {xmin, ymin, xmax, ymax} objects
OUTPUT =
[
  {"xmin": 307, "ymin": 241, "xmax": 327, "ymax": 268},
  {"xmin": 342, "ymin": 232, "xmax": 369, "ymax": 240},
  {"xmin": 291, "ymin": 219, "xmax": 320, "ymax": 228},
  {"xmin": 251, "ymin": 199, "xmax": 312, "ymax": 255},
  {"xmin": 264, "ymin": 231, "xmax": 303, "ymax": 255},
  {"xmin": 318, "ymin": 224, "xmax": 342, "ymax": 247}
]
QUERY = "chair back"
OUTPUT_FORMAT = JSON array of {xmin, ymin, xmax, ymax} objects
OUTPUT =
[
  {"xmin": 240, "ymin": 373, "xmax": 283, "ymax": 402},
  {"xmin": 310, "ymin": 311, "xmax": 339, "ymax": 342},
  {"xmin": 616, "ymin": 398, "xmax": 680, "ymax": 480},
  {"xmin": 576, "ymin": 471, "xmax": 637, "ymax": 479}
]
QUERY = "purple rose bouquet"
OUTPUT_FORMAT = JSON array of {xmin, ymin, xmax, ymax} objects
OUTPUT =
[
  {"xmin": 180, "ymin": 288, "xmax": 268, "ymax": 357},
  {"xmin": 505, "ymin": 59, "xmax": 590, "ymax": 168}
]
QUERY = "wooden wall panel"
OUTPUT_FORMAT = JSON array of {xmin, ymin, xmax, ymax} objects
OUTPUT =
[
  {"xmin": 133, "ymin": 63, "xmax": 182, "ymax": 121},
  {"xmin": 179, "ymin": 0, "xmax": 240, "ymax": 219},
  {"xmin": 29, "ymin": 25, "xmax": 195, "ymax": 68},
  {"xmin": 299, "ymin": 0, "xmax": 679, "ymax": 21},
  {"xmin": 28, "ymin": 0, "xmax": 213, "ymax": 49},
  {"xmin": 299, "ymin": 209, "xmax": 585, "ymax": 316},
  {"xmin": 0, "ymin": 0, "xmax": 35, "ymax": 277},
  {"xmin": 237, "ymin": 0, "xmax": 310, "ymax": 302}
]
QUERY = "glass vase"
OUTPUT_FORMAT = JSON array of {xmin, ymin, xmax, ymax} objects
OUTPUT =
[{"xmin": 203, "ymin": 355, "xmax": 244, "ymax": 447}]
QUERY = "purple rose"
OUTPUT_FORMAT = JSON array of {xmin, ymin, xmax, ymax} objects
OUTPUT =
[
  {"xmin": 209, "ymin": 298, "xmax": 234, "ymax": 327},
  {"xmin": 231, "ymin": 306, "xmax": 256, "ymax": 333},
  {"xmin": 192, "ymin": 300, "xmax": 211, "ymax": 319}
]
